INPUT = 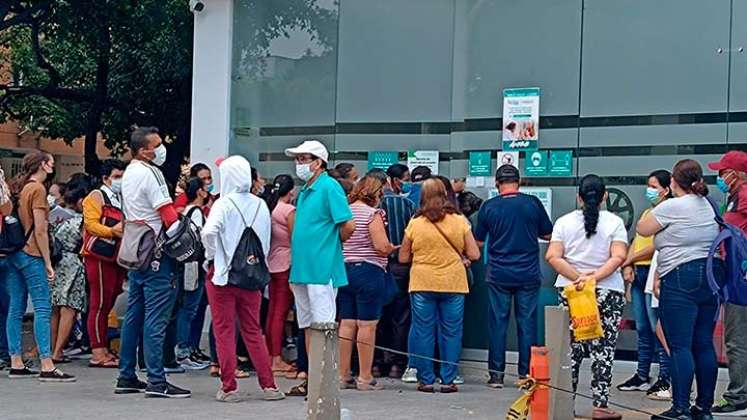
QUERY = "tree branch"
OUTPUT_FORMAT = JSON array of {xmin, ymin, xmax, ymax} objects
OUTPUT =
[
  {"xmin": 0, "ymin": 83, "xmax": 96, "ymax": 103},
  {"xmin": 0, "ymin": 1, "xmax": 51, "ymax": 32},
  {"xmin": 30, "ymin": 18, "xmax": 62, "ymax": 86}
]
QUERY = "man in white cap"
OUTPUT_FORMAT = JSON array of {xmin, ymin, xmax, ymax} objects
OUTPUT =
[{"xmin": 284, "ymin": 139, "xmax": 355, "ymax": 397}]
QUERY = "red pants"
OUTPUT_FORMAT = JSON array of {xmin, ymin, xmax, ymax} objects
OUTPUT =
[
  {"xmin": 85, "ymin": 257, "xmax": 125, "ymax": 350},
  {"xmin": 265, "ymin": 270, "xmax": 293, "ymax": 357},
  {"xmin": 206, "ymin": 280, "xmax": 275, "ymax": 392}
]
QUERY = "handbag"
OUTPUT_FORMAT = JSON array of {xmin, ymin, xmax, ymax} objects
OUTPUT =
[
  {"xmin": 431, "ymin": 220, "xmax": 475, "ymax": 290},
  {"xmin": 83, "ymin": 189, "xmax": 123, "ymax": 262},
  {"xmin": 117, "ymin": 220, "xmax": 157, "ymax": 271}
]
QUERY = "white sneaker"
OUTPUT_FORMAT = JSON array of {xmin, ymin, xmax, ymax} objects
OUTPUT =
[
  {"xmin": 647, "ymin": 388, "xmax": 672, "ymax": 401},
  {"xmin": 178, "ymin": 356, "xmax": 208, "ymax": 371},
  {"xmin": 261, "ymin": 388, "xmax": 286, "ymax": 401},
  {"xmin": 401, "ymin": 367, "xmax": 418, "ymax": 383},
  {"xmin": 454, "ymin": 375, "xmax": 464, "ymax": 385},
  {"xmin": 216, "ymin": 389, "xmax": 243, "ymax": 403}
]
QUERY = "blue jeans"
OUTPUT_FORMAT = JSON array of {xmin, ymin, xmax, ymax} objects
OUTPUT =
[
  {"xmin": 176, "ymin": 280, "xmax": 205, "ymax": 358},
  {"xmin": 659, "ymin": 258, "xmax": 721, "ymax": 411},
  {"xmin": 0, "ymin": 258, "xmax": 10, "ymax": 361},
  {"xmin": 118, "ymin": 255, "xmax": 177, "ymax": 387},
  {"xmin": 189, "ymin": 289, "xmax": 209, "ymax": 350},
  {"xmin": 645, "ymin": 293, "xmax": 671, "ymax": 381},
  {"xmin": 631, "ymin": 266, "xmax": 656, "ymax": 379},
  {"xmin": 6, "ymin": 252, "xmax": 52, "ymax": 359},
  {"xmin": 488, "ymin": 283, "xmax": 538, "ymax": 377},
  {"xmin": 409, "ymin": 292, "xmax": 464, "ymax": 385}
]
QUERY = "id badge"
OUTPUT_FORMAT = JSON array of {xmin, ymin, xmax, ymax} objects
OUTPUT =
[{"xmin": 184, "ymin": 261, "xmax": 199, "ymax": 292}]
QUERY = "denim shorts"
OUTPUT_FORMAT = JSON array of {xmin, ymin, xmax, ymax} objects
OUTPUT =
[{"xmin": 338, "ymin": 261, "xmax": 386, "ymax": 321}]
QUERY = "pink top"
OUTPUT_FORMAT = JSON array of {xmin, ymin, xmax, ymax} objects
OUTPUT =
[
  {"xmin": 267, "ymin": 201, "xmax": 295, "ymax": 273},
  {"xmin": 343, "ymin": 203, "xmax": 388, "ymax": 270}
]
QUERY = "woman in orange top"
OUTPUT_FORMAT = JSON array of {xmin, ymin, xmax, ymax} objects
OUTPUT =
[{"xmin": 83, "ymin": 159, "xmax": 127, "ymax": 368}]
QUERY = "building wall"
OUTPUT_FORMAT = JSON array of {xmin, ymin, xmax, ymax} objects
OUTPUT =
[
  {"xmin": 192, "ymin": 0, "xmax": 747, "ymax": 352},
  {"xmin": 0, "ymin": 121, "xmax": 112, "ymax": 180}
]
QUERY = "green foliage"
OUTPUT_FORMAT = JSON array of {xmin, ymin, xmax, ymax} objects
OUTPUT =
[{"xmin": 0, "ymin": 0, "xmax": 193, "ymax": 174}]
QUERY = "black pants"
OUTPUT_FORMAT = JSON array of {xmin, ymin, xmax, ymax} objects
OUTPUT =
[{"xmin": 375, "ymin": 261, "xmax": 411, "ymax": 370}]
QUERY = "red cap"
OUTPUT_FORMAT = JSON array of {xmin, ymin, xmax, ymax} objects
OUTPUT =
[{"xmin": 707, "ymin": 151, "xmax": 747, "ymax": 172}]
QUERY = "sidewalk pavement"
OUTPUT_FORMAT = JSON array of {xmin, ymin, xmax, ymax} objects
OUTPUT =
[{"xmin": 0, "ymin": 358, "xmax": 731, "ymax": 420}]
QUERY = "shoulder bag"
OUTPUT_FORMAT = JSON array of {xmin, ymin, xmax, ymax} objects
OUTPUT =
[{"xmin": 431, "ymin": 220, "xmax": 474, "ymax": 290}]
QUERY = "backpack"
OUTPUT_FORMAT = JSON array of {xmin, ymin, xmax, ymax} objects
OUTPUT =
[
  {"xmin": 225, "ymin": 197, "xmax": 270, "ymax": 291},
  {"xmin": 705, "ymin": 196, "xmax": 747, "ymax": 305},
  {"xmin": 158, "ymin": 213, "xmax": 203, "ymax": 263},
  {"xmin": 83, "ymin": 189, "xmax": 123, "ymax": 262},
  {"xmin": 0, "ymin": 215, "xmax": 31, "ymax": 255}
]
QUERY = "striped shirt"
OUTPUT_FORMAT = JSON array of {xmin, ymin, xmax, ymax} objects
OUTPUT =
[
  {"xmin": 343, "ymin": 203, "xmax": 388, "ymax": 269},
  {"xmin": 380, "ymin": 191, "xmax": 416, "ymax": 247}
]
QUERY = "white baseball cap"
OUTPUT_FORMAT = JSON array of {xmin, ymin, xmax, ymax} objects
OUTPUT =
[{"xmin": 284, "ymin": 140, "xmax": 329, "ymax": 163}]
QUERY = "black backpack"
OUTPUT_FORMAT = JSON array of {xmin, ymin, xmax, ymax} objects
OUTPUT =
[{"xmin": 225, "ymin": 197, "xmax": 270, "ymax": 291}]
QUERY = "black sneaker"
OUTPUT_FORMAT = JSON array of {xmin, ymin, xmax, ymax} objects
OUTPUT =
[
  {"xmin": 8, "ymin": 367, "xmax": 39, "ymax": 379},
  {"xmin": 115, "ymin": 377, "xmax": 148, "ymax": 394},
  {"xmin": 191, "ymin": 349, "xmax": 211, "ymax": 363},
  {"xmin": 0, "ymin": 359, "xmax": 9, "ymax": 370},
  {"xmin": 712, "ymin": 398, "xmax": 747, "ymax": 416},
  {"xmin": 144, "ymin": 382, "xmax": 191, "ymax": 399},
  {"xmin": 651, "ymin": 407, "xmax": 692, "ymax": 420},
  {"xmin": 38, "ymin": 368, "xmax": 76, "ymax": 383},
  {"xmin": 487, "ymin": 373, "xmax": 504, "ymax": 389},
  {"xmin": 617, "ymin": 374, "xmax": 651, "ymax": 392},
  {"xmin": 690, "ymin": 405, "xmax": 714, "ymax": 420}
]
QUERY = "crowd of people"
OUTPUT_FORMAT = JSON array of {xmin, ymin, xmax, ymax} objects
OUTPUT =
[{"xmin": 1, "ymin": 127, "xmax": 747, "ymax": 419}]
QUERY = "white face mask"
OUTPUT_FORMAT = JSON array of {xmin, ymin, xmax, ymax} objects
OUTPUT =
[
  {"xmin": 152, "ymin": 144, "xmax": 167, "ymax": 166},
  {"xmin": 47, "ymin": 195, "xmax": 57, "ymax": 209},
  {"xmin": 296, "ymin": 163, "xmax": 314, "ymax": 182},
  {"xmin": 110, "ymin": 178, "xmax": 123, "ymax": 194}
]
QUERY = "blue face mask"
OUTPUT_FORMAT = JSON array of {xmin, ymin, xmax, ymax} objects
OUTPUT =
[
  {"xmin": 717, "ymin": 176, "xmax": 730, "ymax": 194},
  {"xmin": 400, "ymin": 181, "xmax": 412, "ymax": 194},
  {"xmin": 645, "ymin": 187, "xmax": 661, "ymax": 204},
  {"xmin": 206, "ymin": 184, "xmax": 215, "ymax": 194}
]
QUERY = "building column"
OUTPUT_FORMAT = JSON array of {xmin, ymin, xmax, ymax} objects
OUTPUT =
[{"xmin": 190, "ymin": 0, "xmax": 233, "ymax": 182}]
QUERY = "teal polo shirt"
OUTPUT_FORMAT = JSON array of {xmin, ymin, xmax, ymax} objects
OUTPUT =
[{"xmin": 290, "ymin": 172, "xmax": 353, "ymax": 288}]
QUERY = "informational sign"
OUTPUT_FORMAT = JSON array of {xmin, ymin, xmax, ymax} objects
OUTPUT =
[
  {"xmin": 407, "ymin": 151, "xmax": 439, "ymax": 174},
  {"xmin": 466, "ymin": 177, "xmax": 486, "ymax": 188},
  {"xmin": 549, "ymin": 150, "xmax": 573, "ymax": 177},
  {"xmin": 521, "ymin": 187, "xmax": 553, "ymax": 219},
  {"xmin": 524, "ymin": 150, "xmax": 548, "ymax": 177},
  {"xmin": 497, "ymin": 151, "xmax": 519, "ymax": 170},
  {"xmin": 469, "ymin": 151, "xmax": 492, "ymax": 176},
  {"xmin": 502, "ymin": 87, "xmax": 540, "ymax": 152},
  {"xmin": 368, "ymin": 151, "xmax": 399, "ymax": 171}
]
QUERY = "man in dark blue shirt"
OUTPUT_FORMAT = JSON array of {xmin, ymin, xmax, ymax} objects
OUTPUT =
[
  {"xmin": 377, "ymin": 164, "xmax": 417, "ymax": 380},
  {"xmin": 474, "ymin": 165, "xmax": 553, "ymax": 389}
]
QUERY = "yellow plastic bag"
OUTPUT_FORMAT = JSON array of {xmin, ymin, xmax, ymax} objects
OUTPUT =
[{"xmin": 564, "ymin": 279, "xmax": 603, "ymax": 341}]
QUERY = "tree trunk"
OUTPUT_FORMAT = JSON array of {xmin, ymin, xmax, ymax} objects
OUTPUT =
[{"xmin": 84, "ymin": 5, "xmax": 112, "ymax": 177}]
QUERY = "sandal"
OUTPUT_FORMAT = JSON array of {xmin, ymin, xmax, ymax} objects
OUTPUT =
[
  {"xmin": 417, "ymin": 383, "xmax": 435, "ymax": 393},
  {"xmin": 592, "ymin": 407, "xmax": 622, "ymax": 420},
  {"xmin": 235, "ymin": 368, "xmax": 252, "ymax": 379},
  {"xmin": 440, "ymin": 384, "xmax": 458, "ymax": 394},
  {"xmin": 88, "ymin": 357, "xmax": 119, "ymax": 368},
  {"xmin": 209, "ymin": 363, "xmax": 220, "ymax": 378},
  {"xmin": 287, "ymin": 381, "xmax": 308, "ymax": 397},
  {"xmin": 340, "ymin": 377, "xmax": 357, "ymax": 390},
  {"xmin": 356, "ymin": 378, "xmax": 383, "ymax": 391},
  {"xmin": 52, "ymin": 356, "xmax": 72, "ymax": 364}
]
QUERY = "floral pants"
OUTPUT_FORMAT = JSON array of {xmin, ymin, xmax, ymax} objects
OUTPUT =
[{"xmin": 558, "ymin": 287, "xmax": 625, "ymax": 408}]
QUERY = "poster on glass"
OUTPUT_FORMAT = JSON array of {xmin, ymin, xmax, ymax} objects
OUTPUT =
[{"xmin": 502, "ymin": 87, "xmax": 540, "ymax": 152}]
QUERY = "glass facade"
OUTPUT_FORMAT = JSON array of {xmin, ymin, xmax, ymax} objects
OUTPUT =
[{"xmin": 228, "ymin": 0, "xmax": 747, "ymax": 350}]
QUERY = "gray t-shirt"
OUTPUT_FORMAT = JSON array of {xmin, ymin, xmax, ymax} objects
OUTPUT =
[{"xmin": 652, "ymin": 194, "xmax": 719, "ymax": 277}]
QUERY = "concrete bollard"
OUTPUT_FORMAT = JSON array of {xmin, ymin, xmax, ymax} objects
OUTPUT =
[
  {"xmin": 307, "ymin": 322, "xmax": 341, "ymax": 420},
  {"xmin": 544, "ymin": 305, "xmax": 574, "ymax": 419}
]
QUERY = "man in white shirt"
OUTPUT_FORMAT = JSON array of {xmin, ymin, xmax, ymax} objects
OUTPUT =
[{"xmin": 115, "ymin": 127, "xmax": 190, "ymax": 399}]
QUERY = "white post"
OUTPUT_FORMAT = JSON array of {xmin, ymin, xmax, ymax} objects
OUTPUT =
[
  {"xmin": 545, "ymin": 305, "xmax": 574, "ymax": 419},
  {"xmin": 190, "ymin": 0, "xmax": 233, "ymax": 182}
]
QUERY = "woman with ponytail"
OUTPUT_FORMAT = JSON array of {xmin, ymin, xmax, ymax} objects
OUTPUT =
[
  {"xmin": 263, "ymin": 174, "xmax": 298, "ymax": 375},
  {"xmin": 6, "ymin": 151, "xmax": 76, "ymax": 382},
  {"xmin": 638, "ymin": 159, "xmax": 723, "ymax": 420},
  {"xmin": 546, "ymin": 174, "xmax": 628, "ymax": 420}
]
